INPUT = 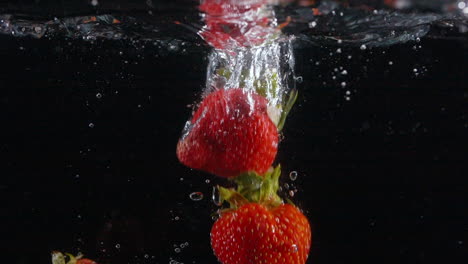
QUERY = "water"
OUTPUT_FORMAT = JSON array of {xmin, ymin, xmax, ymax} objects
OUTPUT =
[{"xmin": 1, "ymin": 0, "xmax": 467, "ymax": 264}]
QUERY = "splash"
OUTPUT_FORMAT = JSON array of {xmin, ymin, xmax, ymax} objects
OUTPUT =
[
  {"xmin": 0, "ymin": 1, "xmax": 466, "ymax": 51},
  {"xmin": 198, "ymin": 0, "xmax": 297, "ymax": 129}
]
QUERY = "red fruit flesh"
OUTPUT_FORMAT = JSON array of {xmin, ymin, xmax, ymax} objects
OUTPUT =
[
  {"xmin": 211, "ymin": 203, "xmax": 311, "ymax": 264},
  {"xmin": 177, "ymin": 88, "xmax": 278, "ymax": 178}
]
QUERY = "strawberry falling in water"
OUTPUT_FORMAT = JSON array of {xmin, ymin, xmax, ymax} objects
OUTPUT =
[
  {"xmin": 177, "ymin": 0, "xmax": 311, "ymax": 263},
  {"xmin": 177, "ymin": 88, "xmax": 279, "ymax": 178}
]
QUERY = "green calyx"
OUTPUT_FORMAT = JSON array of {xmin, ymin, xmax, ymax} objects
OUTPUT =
[
  {"xmin": 215, "ymin": 68, "xmax": 297, "ymax": 132},
  {"xmin": 51, "ymin": 252, "xmax": 83, "ymax": 264},
  {"xmin": 217, "ymin": 165, "xmax": 283, "ymax": 210},
  {"xmin": 277, "ymin": 88, "xmax": 297, "ymax": 131}
]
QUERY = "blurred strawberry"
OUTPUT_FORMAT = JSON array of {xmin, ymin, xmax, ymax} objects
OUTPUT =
[
  {"xmin": 177, "ymin": 88, "xmax": 278, "ymax": 178},
  {"xmin": 199, "ymin": 0, "xmax": 269, "ymax": 16}
]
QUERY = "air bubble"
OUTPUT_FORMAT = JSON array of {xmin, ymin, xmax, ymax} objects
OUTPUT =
[
  {"xmin": 360, "ymin": 44, "xmax": 367, "ymax": 50},
  {"xmin": 115, "ymin": 244, "xmax": 120, "ymax": 249},
  {"xmin": 174, "ymin": 248, "xmax": 181, "ymax": 253},
  {"xmin": 289, "ymin": 171, "xmax": 298, "ymax": 181},
  {"xmin": 289, "ymin": 190, "xmax": 295, "ymax": 197},
  {"xmin": 212, "ymin": 186, "xmax": 222, "ymax": 206},
  {"xmin": 96, "ymin": 93, "xmax": 102, "ymax": 99},
  {"xmin": 308, "ymin": 21, "xmax": 317, "ymax": 28},
  {"xmin": 189, "ymin": 192, "xmax": 204, "ymax": 201},
  {"xmin": 88, "ymin": 123, "xmax": 95, "ymax": 128},
  {"xmin": 341, "ymin": 82, "xmax": 347, "ymax": 88}
]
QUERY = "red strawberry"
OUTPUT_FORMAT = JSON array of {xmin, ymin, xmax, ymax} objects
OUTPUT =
[
  {"xmin": 199, "ymin": 0, "xmax": 268, "ymax": 16},
  {"xmin": 199, "ymin": 16, "xmax": 274, "ymax": 49},
  {"xmin": 211, "ymin": 202, "xmax": 311, "ymax": 264},
  {"xmin": 177, "ymin": 88, "xmax": 278, "ymax": 178},
  {"xmin": 210, "ymin": 166, "xmax": 312, "ymax": 264},
  {"xmin": 77, "ymin": 259, "xmax": 97, "ymax": 264}
]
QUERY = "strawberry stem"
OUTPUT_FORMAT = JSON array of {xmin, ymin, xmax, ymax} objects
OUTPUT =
[
  {"xmin": 217, "ymin": 165, "xmax": 284, "ymax": 210},
  {"xmin": 277, "ymin": 88, "xmax": 298, "ymax": 131}
]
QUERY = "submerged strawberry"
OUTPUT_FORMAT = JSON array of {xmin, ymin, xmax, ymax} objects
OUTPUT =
[
  {"xmin": 211, "ymin": 203, "xmax": 311, "ymax": 264},
  {"xmin": 51, "ymin": 252, "xmax": 97, "ymax": 264},
  {"xmin": 210, "ymin": 167, "xmax": 312, "ymax": 264},
  {"xmin": 177, "ymin": 88, "xmax": 278, "ymax": 178}
]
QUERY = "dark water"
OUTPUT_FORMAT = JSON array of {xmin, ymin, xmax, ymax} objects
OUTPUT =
[{"xmin": 1, "ymin": 1, "xmax": 467, "ymax": 264}]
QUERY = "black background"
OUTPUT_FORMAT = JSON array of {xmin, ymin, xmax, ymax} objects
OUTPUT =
[{"xmin": 1, "ymin": 1, "xmax": 467, "ymax": 264}]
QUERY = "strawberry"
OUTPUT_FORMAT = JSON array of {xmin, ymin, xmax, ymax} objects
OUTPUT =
[
  {"xmin": 177, "ymin": 88, "xmax": 278, "ymax": 178},
  {"xmin": 210, "ymin": 166, "xmax": 312, "ymax": 264},
  {"xmin": 51, "ymin": 252, "xmax": 97, "ymax": 264},
  {"xmin": 198, "ymin": 0, "xmax": 275, "ymax": 49},
  {"xmin": 76, "ymin": 259, "xmax": 97, "ymax": 264},
  {"xmin": 199, "ymin": 0, "xmax": 268, "ymax": 16},
  {"xmin": 211, "ymin": 203, "xmax": 311, "ymax": 264},
  {"xmin": 199, "ymin": 16, "xmax": 274, "ymax": 49}
]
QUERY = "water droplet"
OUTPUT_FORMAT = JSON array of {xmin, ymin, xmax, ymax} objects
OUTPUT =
[
  {"xmin": 360, "ymin": 44, "xmax": 367, "ymax": 50},
  {"xmin": 336, "ymin": 48, "xmax": 342, "ymax": 53},
  {"xmin": 291, "ymin": 244, "xmax": 298, "ymax": 252},
  {"xmin": 346, "ymin": 90, "xmax": 351, "ymax": 95},
  {"xmin": 388, "ymin": 61, "xmax": 393, "ymax": 65},
  {"xmin": 96, "ymin": 93, "xmax": 102, "ymax": 99},
  {"xmin": 289, "ymin": 171, "xmax": 298, "ymax": 181},
  {"xmin": 205, "ymin": 179, "xmax": 210, "ymax": 184},
  {"xmin": 212, "ymin": 186, "xmax": 222, "ymax": 206},
  {"xmin": 413, "ymin": 68, "xmax": 418, "ymax": 72},
  {"xmin": 289, "ymin": 190, "xmax": 295, "ymax": 197},
  {"xmin": 341, "ymin": 70, "xmax": 348, "ymax": 75},
  {"xmin": 308, "ymin": 21, "xmax": 317, "ymax": 28},
  {"xmin": 115, "ymin": 244, "xmax": 120, "ymax": 249},
  {"xmin": 341, "ymin": 82, "xmax": 347, "ymax": 88},
  {"xmin": 179, "ymin": 177, "xmax": 184, "ymax": 181},
  {"xmin": 91, "ymin": 0, "xmax": 98, "ymax": 6},
  {"xmin": 284, "ymin": 183, "xmax": 290, "ymax": 189},
  {"xmin": 88, "ymin": 123, "xmax": 95, "ymax": 128},
  {"xmin": 189, "ymin": 192, "xmax": 204, "ymax": 201}
]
